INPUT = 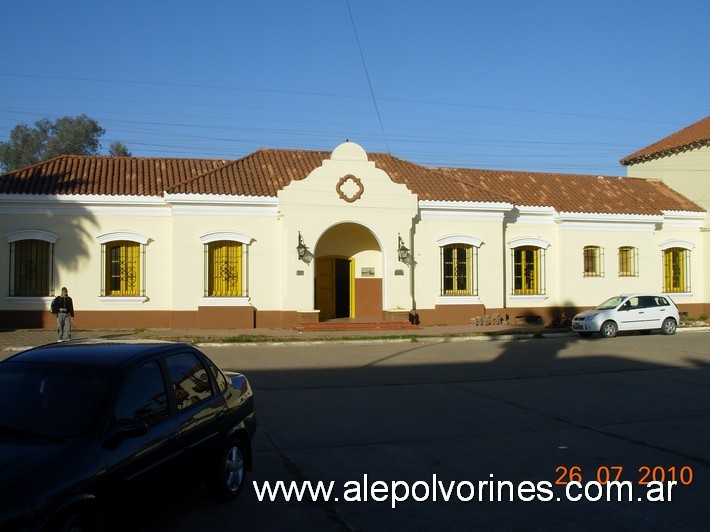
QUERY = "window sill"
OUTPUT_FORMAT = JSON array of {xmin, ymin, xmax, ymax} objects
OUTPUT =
[
  {"xmin": 6, "ymin": 296, "xmax": 53, "ymax": 307},
  {"xmin": 200, "ymin": 297, "xmax": 251, "ymax": 307},
  {"xmin": 98, "ymin": 296, "xmax": 148, "ymax": 305},
  {"xmin": 510, "ymin": 294, "xmax": 548, "ymax": 302},
  {"xmin": 436, "ymin": 296, "xmax": 481, "ymax": 305},
  {"xmin": 663, "ymin": 292, "xmax": 693, "ymax": 300}
]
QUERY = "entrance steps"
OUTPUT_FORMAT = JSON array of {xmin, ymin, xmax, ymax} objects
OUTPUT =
[{"xmin": 297, "ymin": 320, "xmax": 420, "ymax": 332}]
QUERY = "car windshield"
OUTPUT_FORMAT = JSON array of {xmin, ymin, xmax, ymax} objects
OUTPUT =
[
  {"xmin": 0, "ymin": 362, "xmax": 110, "ymax": 439},
  {"xmin": 595, "ymin": 296, "xmax": 625, "ymax": 310}
]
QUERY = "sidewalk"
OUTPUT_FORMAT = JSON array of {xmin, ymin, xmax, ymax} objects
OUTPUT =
[
  {"xmin": 3, "ymin": 323, "xmax": 707, "ymax": 352},
  {"xmin": 0, "ymin": 322, "xmax": 551, "ymax": 352}
]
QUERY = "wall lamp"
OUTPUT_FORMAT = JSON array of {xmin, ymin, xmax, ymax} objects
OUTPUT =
[
  {"xmin": 397, "ymin": 233, "xmax": 411, "ymax": 264},
  {"xmin": 297, "ymin": 232, "xmax": 313, "ymax": 264}
]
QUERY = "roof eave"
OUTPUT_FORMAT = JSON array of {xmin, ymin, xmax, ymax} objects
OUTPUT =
[{"xmin": 621, "ymin": 140, "xmax": 710, "ymax": 166}]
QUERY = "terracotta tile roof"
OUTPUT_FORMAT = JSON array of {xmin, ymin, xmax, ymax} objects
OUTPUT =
[
  {"xmin": 621, "ymin": 116, "xmax": 710, "ymax": 165},
  {"xmin": 168, "ymin": 149, "xmax": 331, "ymax": 196},
  {"xmin": 0, "ymin": 155, "xmax": 230, "ymax": 196},
  {"xmin": 436, "ymin": 167, "xmax": 703, "ymax": 215},
  {"xmin": 0, "ymin": 149, "xmax": 703, "ymax": 215}
]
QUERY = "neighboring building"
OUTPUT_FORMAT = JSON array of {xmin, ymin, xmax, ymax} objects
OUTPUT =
[
  {"xmin": 1, "ymin": 134, "xmax": 706, "ymax": 330},
  {"xmin": 622, "ymin": 115, "xmax": 710, "ymax": 318}
]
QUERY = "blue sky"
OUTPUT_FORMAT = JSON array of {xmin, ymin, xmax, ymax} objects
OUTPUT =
[{"xmin": 1, "ymin": 0, "xmax": 708, "ymax": 176}]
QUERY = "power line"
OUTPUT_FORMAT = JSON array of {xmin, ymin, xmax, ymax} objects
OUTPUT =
[
  {"xmin": 0, "ymin": 73, "xmax": 688, "ymax": 127},
  {"xmin": 345, "ymin": 0, "xmax": 390, "ymax": 153}
]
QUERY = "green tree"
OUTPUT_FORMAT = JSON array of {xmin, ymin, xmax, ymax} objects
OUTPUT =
[
  {"xmin": 108, "ymin": 141, "xmax": 132, "ymax": 157},
  {"xmin": 0, "ymin": 114, "xmax": 106, "ymax": 172}
]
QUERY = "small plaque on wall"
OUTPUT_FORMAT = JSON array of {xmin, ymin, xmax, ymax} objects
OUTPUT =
[
  {"xmin": 361, "ymin": 267, "xmax": 375, "ymax": 277},
  {"xmin": 296, "ymin": 270, "xmax": 305, "ymax": 276},
  {"xmin": 394, "ymin": 269, "xmax": 405, "ymax": 276}
]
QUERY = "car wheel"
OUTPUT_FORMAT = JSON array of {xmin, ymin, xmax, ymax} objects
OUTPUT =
[
  {"xmin": 55, "ymin": 509, "xmax": 95, "ymax": 532},
  {"xmin": 577, "ymin": 332, "xmax": 593, "ymax": 338},
  {"xmin": 600, "ymin": 321, "xmax": 618, "ymax": 338},
  {"xmin": 208, "ymin": 437, "xmax": 246, "ymax": 501},
  {"xmin": 661, "ymin": 318, "xmax": 677, "ymax": 335}
]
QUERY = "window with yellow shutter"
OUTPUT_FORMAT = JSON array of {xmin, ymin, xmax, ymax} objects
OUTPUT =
[
  {"xmin": 207, "ymin": 241, "xmax": 243, "ymax": 297},
  {"xmin": 104, "ymin": 241, "xmax": 142, "ymax": 296},
  {"xmin": 513, "ymin": 246, "xmax": 545, "ymax": 295},
  {"xmin": 441, "ymin": 244, "xmax": 477, "ymax": 296},
  {"xmin": 663, "ymin": 248, "xmax": 690, "ymax": 293}
]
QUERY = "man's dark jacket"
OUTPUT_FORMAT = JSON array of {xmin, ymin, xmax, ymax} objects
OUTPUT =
[{"xmin": 50, "ymin": 295, "xmax": 74, "ymax": 317}]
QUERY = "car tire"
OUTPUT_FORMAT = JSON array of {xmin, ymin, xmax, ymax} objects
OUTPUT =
[
  {"xmin": 577, "ymin": 332, "xmax": 593, "ymax": 338},
  {"xmin": 661, "ymin": 318, "xmax": 677, "ymax": 335},
  {"xmin": 55, "ymin": 509, "xmax": 96, "ymax": 532},
  {"xmin": 207, "ymin": 437, "xmax": 246, "ymax": 501},
  {"xmin": 600, "ymin": 321, "xmax": 618, "ymax": 338}
]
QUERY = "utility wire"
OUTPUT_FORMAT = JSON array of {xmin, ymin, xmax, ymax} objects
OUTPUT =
[{"xmin": 345, "ymin": 0, "xmax": 391, "ymax": 154}]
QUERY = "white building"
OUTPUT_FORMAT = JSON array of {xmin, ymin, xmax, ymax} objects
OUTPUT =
[
  {"xmin": 1, "ymin": 119, "xmax": 707, "ymax": 330},
  {"xmin": 622, "ymin": 115, "xmax": 710, "ymax": 316}
]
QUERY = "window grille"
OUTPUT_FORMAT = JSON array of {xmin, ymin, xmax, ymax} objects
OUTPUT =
[
  {"xmin": 512, "ymin": 246, "xmax": 545, "ymax": 295},
  {"xmin": 205, "ymin": 241, "xmax": 244, "ymax": 297},
  {"xmin": 441, "ymin": 244, "xmax": 477, "ymax": 296},
  {"xmin": 618, "ymin": 246, "xmax": 638, "ymax": 277},
  {"xmin": 101, "ymin": 241, "xmax": 145, "ymax": 296},
  {"xmin": 583, "ymin": 246, "xmax": 604, "ymax": 277},
  {"xmin": 9, "ymin": 239, "xmax": 53, "ymax": 296},
  {"xmin": 663, "ymin": 248, "xmax": 690, "ymax": 293}
]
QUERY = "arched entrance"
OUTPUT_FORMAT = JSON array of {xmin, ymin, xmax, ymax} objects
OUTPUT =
[{"xmin": 314, "ymin": 223, "xmax": 382, "ymax": 320}]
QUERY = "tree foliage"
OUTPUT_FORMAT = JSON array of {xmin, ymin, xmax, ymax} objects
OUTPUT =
[
  {"xmin": 0, "ymin": 115, "xmax": 107, "ymax": 172},
  {"xmin": 108, "ymin": 141, "xmax": 132, "ymax": 157}
]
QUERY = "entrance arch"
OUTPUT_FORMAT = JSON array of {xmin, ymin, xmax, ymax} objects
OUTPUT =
[{"xmin": 314, "ymin": 223, "xmax": 382, "ymax": 320}]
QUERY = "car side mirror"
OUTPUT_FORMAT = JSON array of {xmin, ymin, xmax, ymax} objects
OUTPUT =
[{"xmin": 103, "ymin": 418, "xmax": 149, "ymax": 447}]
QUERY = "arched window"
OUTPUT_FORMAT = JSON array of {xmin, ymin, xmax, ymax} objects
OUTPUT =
[
  {"xmin": 441, "ymin": 244, "xmax": 477, "ymax": 296},
  {"xmin": 663, "ymin": 247, "xmax": 690, "ymax": 293},
  {"xmin": 6, "ymin": 230, "xmax": 57, "ymax": 297},
  {"xmin": 97, "ymin": 232, "xmax": 148, "ymax": 298},
  {"xmin": 207, "ymin": 241, "xmax": 244, "ymax": 297},
  {"xmin": 660, "ymin": 240, "xmax": 693, "ymax": 293},
  {"xmin": 509, "ymin": 238, "xmax": 549, "ymax": 296},
  {"xmin": 200, "ymin": 232, "xmax": 252, "ymax": 298},
  {"xmin": 583, "ymin": 245, "xmax": 604, "ymax": 277},
  {"xmin": 105, "ymin": 241, "xmax": 142, "ymax": 296},
  {"xmin": 618, "ymin": 246, "xmax": 638, "ymax": 277},
  {"xmin": 437, "ymin": 235, "xmax": 482, "ymax": 297}
]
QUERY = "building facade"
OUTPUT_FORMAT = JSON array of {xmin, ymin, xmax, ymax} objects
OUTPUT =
[
  {"xmin": 1, "ymin": 123, "xmax": 708, "ymax": 330},
  {"xmin": 622, "ymin": 116, "xmax": 710, "ymax": 317}
]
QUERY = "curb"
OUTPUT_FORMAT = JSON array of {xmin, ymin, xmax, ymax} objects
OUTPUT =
[{"xmin": 2, "ymin": 326, "xmax": 708, "ymax": 353}]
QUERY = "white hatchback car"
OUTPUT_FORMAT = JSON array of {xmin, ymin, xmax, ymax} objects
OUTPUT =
[{"xmin": 572, "ymin": 294, "xmax": 680, "ymax": 338}]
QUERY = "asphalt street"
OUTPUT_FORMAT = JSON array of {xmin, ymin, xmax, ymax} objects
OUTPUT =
[{"xmin": 112, "ymin": 331, "xmax": 710, "ymax": 531}]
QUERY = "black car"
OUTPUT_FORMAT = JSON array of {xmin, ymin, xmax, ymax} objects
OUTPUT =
[{"xmin": 0, "ymin": 340, "xmax": 256, "ymax": 531}]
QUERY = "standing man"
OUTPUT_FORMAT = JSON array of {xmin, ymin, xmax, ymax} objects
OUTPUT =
[{"xmin": 51, "ymin": 287, "xmax": 75, "ymax": 342}]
